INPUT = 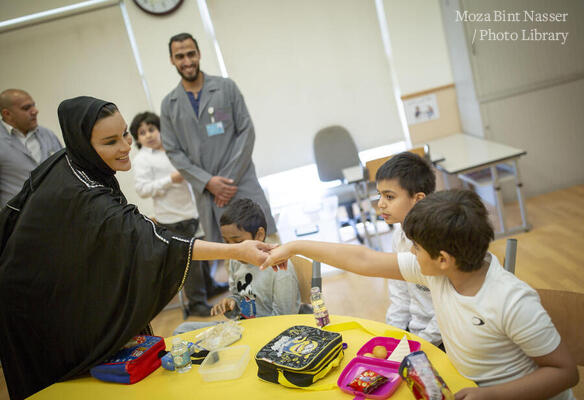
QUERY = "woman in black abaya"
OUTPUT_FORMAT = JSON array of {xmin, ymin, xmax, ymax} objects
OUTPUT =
[{"xmin": 0, "ymin": 96, "xmax": 270, "ymax": 399}]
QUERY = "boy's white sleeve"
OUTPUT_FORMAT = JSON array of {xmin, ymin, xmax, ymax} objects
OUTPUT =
[
  {"xmin": 504, "ymin": 289, "xmax": 561, "ymax": 357},
  {"xmin": 386, "ymin": 280, "xmax": 411, "ymax": 330},
  {"xmin": 397, "ymin": 252, "xmax": 428, "ymax": 286},
  {"xmin": 416, "ymin": 315, "xmax": 442, "ymax": 347},
  {"xmin": 133, "ymin": 155, "xmax": 173, "ymax": 198}
]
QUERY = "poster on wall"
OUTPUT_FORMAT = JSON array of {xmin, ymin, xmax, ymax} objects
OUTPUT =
[{"xmin": 403, "ymin": 94, "xmax": 440, "ymax": 125}]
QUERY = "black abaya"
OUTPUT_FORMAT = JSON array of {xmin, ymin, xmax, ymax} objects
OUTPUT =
[{"xmin": 0, "ymin": 97, "xmax": 194, "ymax": 399}]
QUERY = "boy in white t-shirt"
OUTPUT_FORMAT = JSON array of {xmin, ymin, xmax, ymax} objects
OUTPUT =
[
  {"xmin": 376, "ymin": 152, "xmax": 441, "ymax": 347},
  {"xmin": 261, "ymin": 190, "xmax": 578, "ymax": 399},
  {"xmin": 130, "ymin": 112, "xmax": 228, "ymax": 317}
]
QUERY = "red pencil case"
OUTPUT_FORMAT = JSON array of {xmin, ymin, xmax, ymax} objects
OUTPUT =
[{"xmin": 90, "ymin": 335, "xmax": 165, "ymax": 384}]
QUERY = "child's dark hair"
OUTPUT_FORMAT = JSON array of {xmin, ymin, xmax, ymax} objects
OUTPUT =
[
  {"xmin": 219, "ymin": 198, "xmax": 267, "ymax": 237},
  {"xmin": 129, "ymin": 112, "xmax": 160, "ymax": 149},
  {"xmin": 403, "ymin": 189, "xmax": 494, "ymax": 272},
  {"xmin": 375, "ymin": 152, "xmax": 435, "ymax": 196}
]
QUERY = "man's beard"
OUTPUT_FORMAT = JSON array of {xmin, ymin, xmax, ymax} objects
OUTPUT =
[{"xmin": 178, "ymin": 65, "xmax": 199, "ymax": 82}]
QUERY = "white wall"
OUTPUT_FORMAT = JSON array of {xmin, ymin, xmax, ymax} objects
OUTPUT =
[
  {"xmin": 207, "ymin": 0, "xmax": 402, "ymax": 175},
  {"xmin": 439, "ymin": 0, "xmax": 584, "ymax": 198},
  {"xmin": 0, "ymin": 0, "xmax": 454, "ymax": 216},
  {"xmin": 383, "ymin": 0, "xmax": 454, "ymax": 95}
]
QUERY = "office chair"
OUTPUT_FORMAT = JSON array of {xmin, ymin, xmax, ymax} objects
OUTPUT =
[{"xmin": 313, "ymin": 125, "xmax": 365, "ymax": 244}]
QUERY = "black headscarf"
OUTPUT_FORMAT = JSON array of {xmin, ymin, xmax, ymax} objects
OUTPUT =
[{"xmin": 58, "ymin": 96, "xmax": 121, "ymax": 193}]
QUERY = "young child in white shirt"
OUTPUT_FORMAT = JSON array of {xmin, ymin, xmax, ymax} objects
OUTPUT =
[
  {"xmin": 376, "ymin": 152, "xmax": 441, "ymax": 347},
  {"xmin": 261, "ymin": 189, "xmax": 578, "ymax": 400},
  {"xmin": 130, "ymin": 112, "xmax": 228, "ymax": 317}
]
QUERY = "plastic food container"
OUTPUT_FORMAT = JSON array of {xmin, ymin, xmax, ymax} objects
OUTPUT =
[
  {"xmin": 337, "ymin": 336, "xmax": 421, "ymax": 399},
  {"xmin": 198, "ymin": 345, "xmax": 250, "ymax": 382},
  {"xmin": 338, "ymin": 357, "xmax": 402, "ymax": 399}
]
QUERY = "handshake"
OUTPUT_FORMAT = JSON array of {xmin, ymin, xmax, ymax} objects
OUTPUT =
[{"xmin": 233, "ymin": 240, "xmax": 292, "ymax": 271}]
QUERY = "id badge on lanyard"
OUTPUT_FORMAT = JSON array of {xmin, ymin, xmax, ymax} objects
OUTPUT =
[{"xmin": 205, "ymin": 106, "xmax": 225, "ymax": 136}]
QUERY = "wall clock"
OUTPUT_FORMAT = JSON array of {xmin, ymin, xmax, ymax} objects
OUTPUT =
[{"xmin": 133, "ymin": 0, "xmax": 184, "ymax": 16}]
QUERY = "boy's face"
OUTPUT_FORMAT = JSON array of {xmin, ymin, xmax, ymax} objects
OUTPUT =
[
  {"xmin": 410, "ymin": 242, "xmax": 443, "ymax": 276},
  {"xmin": 136, "ymin": 122, "xmax": 163, "ymax": 150},
  {"xmin": 220, "ymin": 223, "xmax": 265, "ymax": 244},
  {"xmin": 376, "ymin": 178, "xmax": 424, "ymax": 225}
]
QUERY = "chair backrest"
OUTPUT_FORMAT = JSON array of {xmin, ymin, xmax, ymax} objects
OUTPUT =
[
  {"xmin": 364, "ymin": 145, "xmax": 429, "ymax": 183},
  {"xmin": 503, "ymin": 238, "xmax": 517, "ymax": 274},
  {"xmin": 536, "ymin": 288, "xmax": 584, "ymax": 366},
  {"xmin": 313, "ymin": 126, "xmax": 361, "ymax": 182},
  {"xmin": 290, "ymin": 255, "xmax": 320, "ymax": 304}
]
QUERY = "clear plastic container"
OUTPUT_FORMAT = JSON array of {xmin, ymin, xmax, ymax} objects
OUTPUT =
[
  {"xmin": 171, "ymin": 337, "xmax": 192, "ymax": 373},
  {"xmin": 198, "ymin": 345, "xmax": 250, "ymax": 382}
]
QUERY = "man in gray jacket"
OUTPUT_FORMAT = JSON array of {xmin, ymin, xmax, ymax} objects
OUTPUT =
[
  {"xmin": 161, "ymin": 33, "xmax": 278, "ymax": 316},
  {"xmin": 0, "ymin": 89, "xmax": 62, "ymax": 207}
]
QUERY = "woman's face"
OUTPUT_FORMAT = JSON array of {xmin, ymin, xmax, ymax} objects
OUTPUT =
[{"xmin": 90, "ymin": 111, "xmax": 132, "ymax": 171}]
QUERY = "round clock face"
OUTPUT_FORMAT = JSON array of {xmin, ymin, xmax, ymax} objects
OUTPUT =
[{"xmin": 133, "ymin": 0, "xmax": 184, "ymax": 16}]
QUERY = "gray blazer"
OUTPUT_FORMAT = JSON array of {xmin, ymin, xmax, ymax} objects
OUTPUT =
[
  {"xmin": 160, "ymin": 73, "xmax": 276, "ymax": 242},
  {"xmin": 0, "ymin": 123, "xmax": 62, "ymax": 207}
]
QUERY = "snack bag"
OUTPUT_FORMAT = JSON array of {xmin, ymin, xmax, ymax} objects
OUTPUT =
[
  {"xmin": 399, "ymin": 351, "xmax": 454, "ymax": 400},
  {"xmin": 195, "ymin": 320, "xmax": 243, "ymax": 350},
  {"xmin": 347, "ymin": 369, "xmax": 389, "ymax": 394}
]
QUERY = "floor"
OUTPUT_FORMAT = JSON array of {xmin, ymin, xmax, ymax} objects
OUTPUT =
[{"xmin": 1, "ymin": 185, "xmax": 583, "ymax": 399}]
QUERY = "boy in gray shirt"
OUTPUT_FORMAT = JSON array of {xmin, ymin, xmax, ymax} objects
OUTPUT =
[
  {"xmin": 174, "ymin": 199, "xmax": 300, "ymax": 334},
  {"xmin": 212, "ymin": 198, "xmax": 300, "ymax": 319}
]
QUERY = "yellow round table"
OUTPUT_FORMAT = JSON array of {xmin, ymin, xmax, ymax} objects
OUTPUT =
[{"xmin": 31, "ymin": 315, "xmax": 475, "ymax": 399}]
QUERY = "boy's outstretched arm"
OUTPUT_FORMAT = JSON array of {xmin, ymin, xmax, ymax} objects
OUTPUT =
[
  {"xmin": 261, "ymin": 240, "xmax": 404, "ymax": 280},
  {"xmin": 455, "ymin": 339, "xmax": 578, "ymax": 400}
]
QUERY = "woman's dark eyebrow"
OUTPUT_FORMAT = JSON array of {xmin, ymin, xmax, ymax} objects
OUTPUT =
[{"xmin": 101, "ymin": 134, "xmax": 118, "ymax": 141}]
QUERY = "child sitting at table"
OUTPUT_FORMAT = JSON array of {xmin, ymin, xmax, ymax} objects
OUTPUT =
[
  {"xmin": 261, "ymin": 190, "xmax": 578, "ymax": 399},
  {"xmin": 377, "ymin": 152, "xmax": 441, "ymax": 348},
  {"xmin": 174, "ymin": 198, "xmax": 301, "ymax": 334}
]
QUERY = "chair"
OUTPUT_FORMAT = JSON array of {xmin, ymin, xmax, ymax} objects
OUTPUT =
[
  {"xmin": 364, "ymin": 145, "xmax": 429, "ymax": 184},
  {"xmin": 502, "ymin": 239, "xmax": 583, "ymax": 397},
  {"xmin": 536, "ymin": 289, "xmax": 584, "ymax": 366},
  {"xmin": 503, "ymin": 238, "xmax": 517, "ymax": 274},
  {"xmin": 291, "ymin": 255, "xmax": 321, "ymax": 314},
  {"xmin": 313, "ymin": 126, "xmax": 365, "ymax": 244},
  {"xmin": 537, "ymin": 288, "xmax": 584, "ymax": 399}
]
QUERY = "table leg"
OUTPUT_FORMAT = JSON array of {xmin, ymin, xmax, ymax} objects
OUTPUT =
[
  {"xmin": 441, "ymin": 170, "xmax": 451, "ymax": 189},
  {"xmin": 491, "ymin": 165, "xmax": 507, "ymax": 235},
  {"xmin": 513, "ymin": 159, "xmax": 530, "ymax": 231}
]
